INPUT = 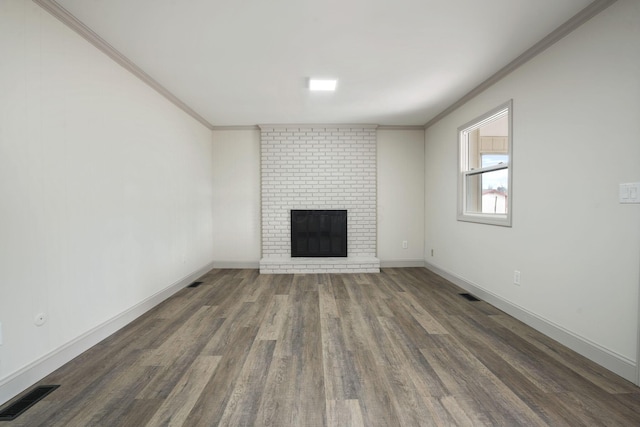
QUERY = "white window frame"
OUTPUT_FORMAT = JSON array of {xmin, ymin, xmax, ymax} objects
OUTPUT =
[{"xmin": 457, "ymin": 100, "xmax": 513, "ymax": 227}]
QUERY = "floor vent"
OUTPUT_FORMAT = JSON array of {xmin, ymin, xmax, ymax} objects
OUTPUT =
[
  {"xmin": 459, "ymin": 293, "xmax": 481, "ymax": 302},
  {"xmin": 0, "ymin": 385, "xmax": 59, "ymax": 421},
  {"xmin": 187, "ymin": 281, "xmax": 203, "ymax": 288}
]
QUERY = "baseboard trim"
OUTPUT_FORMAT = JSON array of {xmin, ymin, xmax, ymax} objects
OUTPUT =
[
  {"xmin": 0, "ymin": 261, "xmax": 215, "ymax": 406},
  {"xmin": 212, "ymin": 261, "xmax": 260, "ymax": 269},
  {"xmin": 380, "ymin": 259, "xmax": 427, "ymax": 268},
  {"xmin": 215, "ymin": 260, "xmax": 426, "ymax": 269},
  {"xmin": 424, "ymin": 261, "xmax": 637, "ymax": 383}
]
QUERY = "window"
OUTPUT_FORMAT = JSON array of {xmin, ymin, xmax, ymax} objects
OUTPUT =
[{"xmin": 458, "ymin": 100, "xmax": 512, "ymax": 226}]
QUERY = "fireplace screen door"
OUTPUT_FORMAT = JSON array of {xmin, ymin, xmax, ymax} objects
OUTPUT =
[{"xmin": 290, "ymin": 210, "xmax": 347, "ymax": 257}]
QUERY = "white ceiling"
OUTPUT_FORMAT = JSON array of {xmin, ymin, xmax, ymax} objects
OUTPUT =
[{"xmin": 54, "ymin": 0, "xmax": 594, "ymax": 127}]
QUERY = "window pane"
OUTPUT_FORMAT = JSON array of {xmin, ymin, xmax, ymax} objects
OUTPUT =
[
  {"xmin": 465, "ymin": 169, "xmax": 509, "ymax": 214},
  {"xmin": 481, "ymin": 154, "xmax": 508, "ymax": 168}
]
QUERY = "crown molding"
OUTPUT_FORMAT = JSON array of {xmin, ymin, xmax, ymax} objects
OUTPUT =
[
  {"xmin": 377, "ymin": 125, "xmax": 425, "ymax": 131},
  {"xmin": 32, "ymin": 0, "xmax": 616, "ymax": 133},
  {"xmin": 32, "ymin": 0, "xmax": 215, "ymax": 130},
  {"xmin": 211, "ymin": 125, "xmax": 260, "ymax": 131},
  {"xmin": 209, "ymin": 124, "xmax": 424, "ymax": 131},
  {"xmin": 258, "ymin": 124, "xmax": 379, "ymax": 130},
  {"xmin": 214, "ymin": 124, "xmax": 424, "ymax": 131},
  {"xmin": 424, "ymin": 0, "xmax": 618, "ymax": 129}
]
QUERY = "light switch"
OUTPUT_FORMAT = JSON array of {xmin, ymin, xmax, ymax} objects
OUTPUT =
[{"xmin": 619, "ymin": 183, "xmax": 640, "ymax": 204}]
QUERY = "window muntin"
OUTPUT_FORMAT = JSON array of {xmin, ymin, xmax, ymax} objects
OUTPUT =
[{"xmin": 458, "ymin": 100, "xmax": 512, "ymax": 226}]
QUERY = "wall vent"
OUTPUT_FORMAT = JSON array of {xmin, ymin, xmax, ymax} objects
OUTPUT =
[
  {"xmin": 0, "ymin": 385, "xmax": 59, "ymax": 421},
  {"xmin": 459, "ymin": 293, "xmax": 481, "ymax": 302}
]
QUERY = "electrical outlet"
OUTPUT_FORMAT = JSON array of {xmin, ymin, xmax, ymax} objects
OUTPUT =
[
  {"xmin": 34, "ymin": 313, "xmax": 47, "ymax": 327},
  {"xmin": 402, "ymin": 240, "xmax": 408, "ymax": 249},
  {"xmin": 513, "ymin": 270, "xmax": 521, "ymax": 285}
]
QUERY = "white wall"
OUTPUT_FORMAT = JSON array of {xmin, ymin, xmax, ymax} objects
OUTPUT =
[
  {"xmin": 210, "ymin": 128, "xmax": 426, "ymax": 267},
  {"xmin": 212, "ymin": 129, "xmax": 261, "ymax": 266},
  {"xmin": 378, "ymin": 129, "xmax": 425, "ymax": 265},
  {"xmin": 424, "ymin": 0, "xmax": 640, "ymax": 381},
  {"xmin": 0, "ymin": 1, "xmax": 214, "ymax": 404}
]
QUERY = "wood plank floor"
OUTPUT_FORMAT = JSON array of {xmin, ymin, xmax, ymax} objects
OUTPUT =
[{"xmin": 3, "ymin": 268, "xmax": 640, "ymax": 426}]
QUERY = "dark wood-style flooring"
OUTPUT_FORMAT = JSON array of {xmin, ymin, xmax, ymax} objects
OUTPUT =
[{"xmin": 3, "ymin": 268, "xmax": 640, "ymax": 426}]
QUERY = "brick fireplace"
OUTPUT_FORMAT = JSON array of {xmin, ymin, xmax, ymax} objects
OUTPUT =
[{"xmin": 259, "ymin": 125, "xmax": 380, "ymax": 274}]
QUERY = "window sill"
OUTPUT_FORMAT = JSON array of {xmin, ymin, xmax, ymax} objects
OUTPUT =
[{"xmin": 457, "ymin": 212, "xmax": 511, "ymax": 227}]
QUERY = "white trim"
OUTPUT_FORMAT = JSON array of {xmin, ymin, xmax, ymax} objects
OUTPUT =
[
  {"xmin": 464, "ymin": 163, "xmax": 508, "ymax": 177},
  {"xmin": 380, "ymin": 260, "xmax": 427, "ymax": 268},
  {"xmin": 32, "ymin": 0, "xmax": 214, "ymax": 130},
  {"xmin": 424, "ymin": 261, "xmax": 637, "ymax": 383},
  {"xmin": 0, "ymin": 261, "xmax": 215, "ymax": 406},
  {"xmin": 377, "ymin": 125, "xmax": 425, "ymax": 131},
  {"xmin": 31, "ymin": 0, "xmax": 617, "ymax": 133},
  {"xmin": 211, "ymin": 260, "xmax": 426, "ymax": 269},
  {"xmin": 212, "ymin": 261, "xmax": 260, "ymax": 269},
  {"xmin": 212, "ymin": 126, "xmax": 260, "ymax": 131},
  {"xmin": 424, "ymin": 0, "xmax": 618, "ymax": 129},
  {"xmin": 258, "ymin": 124, "xmax": 378, "ymax": 130}
]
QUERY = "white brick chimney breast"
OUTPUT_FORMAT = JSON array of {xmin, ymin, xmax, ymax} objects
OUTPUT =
[{"xmin": 259, "ymin": 125, "xmax": 380, "ymax": 274}]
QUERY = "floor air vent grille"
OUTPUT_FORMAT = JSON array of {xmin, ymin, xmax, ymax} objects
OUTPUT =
[
  {"xmin": 0, "ymin": 385, "xmax": 59, "ymax": 421},
  {"xmin": 187, "ymin": 281, "xmax": 203, "ymax": 288},
  {"xmin": 459, "ymin": 293, "xmax": 481, "ymax": 302}
]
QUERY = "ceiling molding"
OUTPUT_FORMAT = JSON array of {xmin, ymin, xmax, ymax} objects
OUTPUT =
[
  {"xmin": 377, "ymin": 125, "xmax": 425, "ymax": 131},
  {"xmin": 258, "ymin": 124, "xmax": 379, "ymax": 130},
  {"xmin": 211, "ymin": 126, "xmax": 260, "ymax": 131},
  {"xmin": 32, "ymin": 0, "xmax": 615, "ymax": 131},
  {"xmin": 32, "ymin": 0, "xmax": 215, "ymax": 130},
  {"xmin": 423, "ymin": 0, "xmax": 618, "ymax": 130}
]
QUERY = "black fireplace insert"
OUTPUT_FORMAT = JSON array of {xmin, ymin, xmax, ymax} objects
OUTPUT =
[{"xmin": 291, "ymin": 210, "xmax": 347, "ymax": 257}]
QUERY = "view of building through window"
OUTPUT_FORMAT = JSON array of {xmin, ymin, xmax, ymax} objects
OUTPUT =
[{"xmin": 480, "ymin": 153, "xmax": 509, "ymax": 213}]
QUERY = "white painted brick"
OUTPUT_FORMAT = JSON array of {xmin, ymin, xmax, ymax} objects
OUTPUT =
[{"xmin": 260, "ymin": 125, "xmax": 377, "ymax": 266}]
